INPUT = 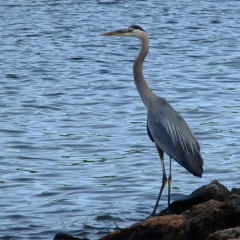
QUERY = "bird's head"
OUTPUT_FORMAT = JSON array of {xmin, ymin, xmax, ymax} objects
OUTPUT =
[{"xmin": 101, "ymin": 25, "xmax": 146, "ymax": 39}]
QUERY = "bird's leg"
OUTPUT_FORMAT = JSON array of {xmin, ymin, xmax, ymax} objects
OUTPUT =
[
  {"xmin": 151, "ymin": 144, "xmax": 167, "ymax": 216},
  {"xmin": 167, "ymin": 157, "xmax": 172, "ymax": 214}
]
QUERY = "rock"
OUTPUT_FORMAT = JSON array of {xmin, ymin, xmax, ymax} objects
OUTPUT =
[
  {"xmin": 53, "ymin": 181, "xmax": 240, "ymax": 240},
  {"xmin": 159, "ymin": 180, "xmax": 230, "ymax": 215},
  {"xmin": 186, "ymin": 194, "xmax": 240, "ymax": 240},
  {"xmin": 231, "ymin": 188, "xmax": 240, "ymax": 195},
  {"xmin": 53, "ymin": 233, "xmax": 88, "ymax": 240},
  {"xmin": 206, "ymin": 227, "xmax": 240, "ymax": 240},
  {"xmin": 99, "ymin": 215, "xmax": 186, "ymax": 240}
]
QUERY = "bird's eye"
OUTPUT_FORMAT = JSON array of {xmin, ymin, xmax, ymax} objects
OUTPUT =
[{"xmin": 128, "ymin": 28, "xmax": 134, "ymax": 32}]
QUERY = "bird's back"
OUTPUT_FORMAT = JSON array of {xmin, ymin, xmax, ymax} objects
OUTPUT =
[{"xmin": 147, "ymin": 96, "xmax": 203, "ymax": 177}]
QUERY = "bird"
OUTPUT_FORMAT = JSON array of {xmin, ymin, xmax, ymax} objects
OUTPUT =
[{"xmin": 101, "ymin": 25, "xmax": 204, "ymax": 216}]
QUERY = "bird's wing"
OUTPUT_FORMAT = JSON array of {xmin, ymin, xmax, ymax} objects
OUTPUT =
[
  {"xmin": 147, "ymin": 120, "xmax": 155, "ymax": 143},
  {"xmin": 147, "ymin": 97, "xmax": 203, "ymax": 177}
]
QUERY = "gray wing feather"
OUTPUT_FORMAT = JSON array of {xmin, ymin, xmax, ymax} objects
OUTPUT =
[
  {"xmin": 147, "ymin": 120, "xmax": 155, "ymax": 143},
  {"xmin": 147, "ymin": 97, "xmax": 203, "ymax": 177}
]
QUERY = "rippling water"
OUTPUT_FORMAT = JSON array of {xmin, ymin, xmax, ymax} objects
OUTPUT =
[{"xmin": 1, "ymin": 1, "xmax": 240, "ymax": 239}]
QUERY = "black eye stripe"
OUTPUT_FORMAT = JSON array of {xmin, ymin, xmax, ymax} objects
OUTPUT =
[{"xmin": 129, "ymin": 25, "xmax": 145, "ymax": 32}]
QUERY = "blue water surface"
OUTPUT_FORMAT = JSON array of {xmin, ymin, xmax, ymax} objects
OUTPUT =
[{"xmin": 0, "ymin": 1, "xmax": 240, "ymax": 239}]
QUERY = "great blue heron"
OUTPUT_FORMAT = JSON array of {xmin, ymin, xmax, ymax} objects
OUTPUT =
[{"xmin": 101, "ymin": 25, "xmax": 204, "ymax": 215}]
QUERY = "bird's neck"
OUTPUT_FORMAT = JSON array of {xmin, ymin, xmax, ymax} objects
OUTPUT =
[{"xmin": 133, "ymin": 36, "xmax": 155, "ymax": 109}]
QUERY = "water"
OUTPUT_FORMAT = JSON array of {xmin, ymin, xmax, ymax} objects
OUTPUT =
[{"xmin": 0, "ymin": 0, "xmax": 240, "ymax": 239}]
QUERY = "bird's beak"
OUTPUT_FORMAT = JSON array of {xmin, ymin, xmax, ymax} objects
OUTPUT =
[{"xmin": 101, "ymin": 28, "xmax": 130, "ymax": 37}]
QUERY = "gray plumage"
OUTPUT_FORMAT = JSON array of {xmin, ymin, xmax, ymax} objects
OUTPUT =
[
  {"xmin": 101, "ymin": 25, "xmax": 204, "ymax": 216},
  {"xmin": 147, "ymin": 96, "xmax": 203, "ymax": 177}
]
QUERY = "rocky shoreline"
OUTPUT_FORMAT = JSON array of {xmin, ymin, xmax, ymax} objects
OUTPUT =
[{"xmin": 54, "ymin": 181, "xmax": 240, "ymax": 240}]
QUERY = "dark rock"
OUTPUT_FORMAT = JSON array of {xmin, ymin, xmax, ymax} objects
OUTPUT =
[
  {"xmin": 53, "ymin": 233, "xmax": 87, "ymax": 240},
  {"xmin": 185, "ymin": 193, "xmax": 240, "ymax": 240},
  {"xmin": 100, "ymin": 215, "xmax": 186, "ymax": 240},
  {"xmin": 206, "ymin": 227, "xmax": 240, "ymax": 240},
  {"xmin": 159, "ymin": 180, "xmax": 230, "ymax": 215},
  {"xmin": 231, "ymin": 188, "xmax": 240, "ymax": 195},
  {"xmin": 53, "ymin": 181, "xmax": 240, "ymax": 240},
  {"xmin": 186, "ymin": 199, "xmax": 225, "ymax": 240}
]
